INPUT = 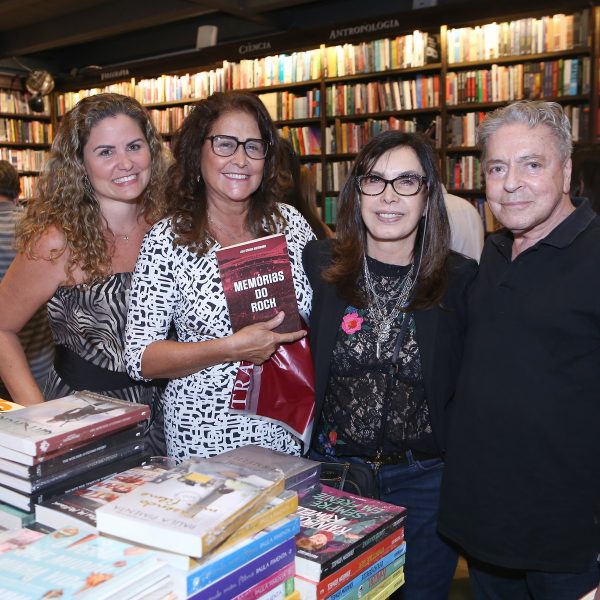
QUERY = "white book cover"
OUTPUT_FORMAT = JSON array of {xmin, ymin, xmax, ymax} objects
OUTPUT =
[{"xmin": 96, "ymin": 457, "xmax": 284, "ymax": 558}]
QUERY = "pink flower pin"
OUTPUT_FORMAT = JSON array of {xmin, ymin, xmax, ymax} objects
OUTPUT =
[{"xmin": 342, "ymin": 312, "xmax": 364, "ymax": 334}]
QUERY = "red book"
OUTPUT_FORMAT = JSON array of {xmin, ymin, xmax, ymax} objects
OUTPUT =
[
  {"xmin": 216, "ymin": 233, "xmax": 300, "ymax": 334},
  {"xmin": 0, "ymin": 392, "xmax": 149, "ymax": 457}
]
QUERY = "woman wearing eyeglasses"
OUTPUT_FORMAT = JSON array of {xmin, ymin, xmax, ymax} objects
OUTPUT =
[
  {"xmin": 303, "ymin": 131, "xmax": 477, "ymax": 600},
  {"xmin": 124, "ymin": 91, "xmax": 314, "ymax": 461}
]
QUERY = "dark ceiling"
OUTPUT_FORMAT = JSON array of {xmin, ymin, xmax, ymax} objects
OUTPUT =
[
  {"xmin": 0, "ymin": 0, "xmax": 416, "ymax": 77},
  {"xmin": 0, "ymin": 0, "xmax": 587, "ymax": 82}
]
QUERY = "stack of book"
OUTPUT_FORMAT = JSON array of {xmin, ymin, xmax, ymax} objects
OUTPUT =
[
  {"xmin": 93, "ymin": 455, "xmax": 304, "ymax": 599},
  {"xmin": 294, "ymin": 484, "xmax": 407, "ymax": 600},
  {"xmin": 0, "ymin": 526, "xmax": 170, "ymax": 598},
  {"xmin": 0, "ymin": 392, "xmax": 150, "ymax": 517}
]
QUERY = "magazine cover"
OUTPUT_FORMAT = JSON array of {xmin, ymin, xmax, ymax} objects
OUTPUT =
[
  {"xmin": 216, "ymin": 233, "xmax": 300, "ymax": 334},
  {"xmin": 96, "ymin": 457, "xmax": 284, "ymax": 557},
  {"xmin": 0, "ymin": 391, "xmax": 149, "ymax": 456},
  {"xmin": 295, "ymin": 484, "xmax": 407, "ymax": 581}
]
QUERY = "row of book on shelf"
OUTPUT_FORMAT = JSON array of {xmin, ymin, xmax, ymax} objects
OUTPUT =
[
  {"xmin": 0, "ymin": 91, "xmax": 51, "ymax": 116},
  {"xmin": 445, "ymin": 57, "xmax": 591, "ymax": 105},
  {"xmin": 52, "ymin": 8, "xmax": 591, "ymax": 114},
  {"xmin": 447, "ymin": 105, "xmax": 590, "ymax": 146},
  {"xmin": 326, "ymin": 74, "xmax": 440, "ymax": 115},
  {"xmin": 0, "ymin": 148, "xmax": 47, "ymax": 172},
  {"xmin": 0, "ymin": 392, "xmax": 407, "ymax": 599},
  {"xmin": 0, "ymin": 119, "xmax": 52, "ymax": 145},
  {"xmin": 446, "ymin": 9, "xmax": 591, "ymax": 63}
]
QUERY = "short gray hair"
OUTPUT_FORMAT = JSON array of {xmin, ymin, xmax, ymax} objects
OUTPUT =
[{"xmin": 477, "ymin": 100, "xmax": 573, "ymax": 163}]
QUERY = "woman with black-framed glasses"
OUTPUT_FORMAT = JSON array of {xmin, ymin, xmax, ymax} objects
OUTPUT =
[
  {"xmin": 303, "ymin": 130, "xmax": 478, "ymax": 599},
  {"xmin": 124, "ymin": 91, "xmax": 315, "ymax": 460}
]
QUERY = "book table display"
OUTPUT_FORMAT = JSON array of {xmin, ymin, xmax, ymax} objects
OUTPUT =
[{"xmin": 0, "ymin": 398, "xmax": 407, "ymax": 599}]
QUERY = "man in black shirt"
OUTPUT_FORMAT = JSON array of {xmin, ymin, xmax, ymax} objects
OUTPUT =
[{"xmin": 439, "ymin": 100, "xmax": 600, "ymax": 599}]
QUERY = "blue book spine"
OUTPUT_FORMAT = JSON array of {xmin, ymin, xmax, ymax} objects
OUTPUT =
[
  {"xmin": 188, "ymin": 537, "xmax": 296, "ymax": 599},
  {"xmin": 328, "ymin": 543, "xmax": 406, "ymax": 600},
  {"xmin": 186, "ymin": 517, "xmax": 299, "ymax": 594}
]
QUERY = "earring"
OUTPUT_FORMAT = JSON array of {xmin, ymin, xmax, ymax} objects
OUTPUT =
[
  {"xmin": 197, "ymin": 175, "xmax": 202, "ymax": 183},
  {"xmin": 83, "ymin": 174, "xmax": 95, "ymax": 200}
]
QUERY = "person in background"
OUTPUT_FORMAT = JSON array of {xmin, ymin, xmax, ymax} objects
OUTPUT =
[
  {"xmin": 443, "ymin": 186, "xmax": 484, "ymax": 261},
  {"xmin": 570, "ymin": 145, "xmax": 600, "ymax": 213},
  {"xmin": 0, "ymin": 160, "xmax": 54, "ymax": 400},
  {"xmin": 303, "ymin": 130, "xmax": 477, "ymax": 599},
  {"xmin": 0, "ymin": 94, "xmax": 169, "ymax": 454},
  {"xmin": 282, "ymin": 138, "xmax": 333, "ymax": 240},
  {"xmin": 125, "ymin": 91, "xmax": 314, "ymax": 461},
  {"xmin": 439, "ymin": 100, "xmax": 600, "ymax": 599}
]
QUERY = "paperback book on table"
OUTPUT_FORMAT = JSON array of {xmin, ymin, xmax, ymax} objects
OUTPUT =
[
  {"xmin": 170, "ymin": 514, "xmax": 300, "ymax": 598},
  {"xmin": 294, "ymin": 527, "xmax": 405, "ymax": 600},
  {"xmin": 214, "ymin": 444, "xmax": 321, "ymax": 493},
  {"xmin": 96, "ymin": 457, "xmax": 285, "ymax": 557},
  {"xmin": 0, "ymin": 527, "xmax": 168, "ymax": 599},
  {"xmin": 0, "ymin": 452, "xmax": 148, "ymax": 512},
  {"xmin": 0, "ymin": 437, "xmax": 146, "ymax": 493},
  {"xmin": 0, "ymin": 391, "xmax": 149, "ymax": 456},
  {"xmin": 0, "ymin": 425, "xmax": 144, "ymax": 481},
  {"xmin": 0, "ymin": 501, "xmax": 35, "ymax": 529},
  {"xmin": 215, "ymin": 232, "xmax": 301, "ymax": 334},
  {"xmin": 35, "ymin": 461, "xmax": 169, "ymax": 531},
  {"xmin": 295, "ymin": 484, "xmax": 407, "ymax": 582}
]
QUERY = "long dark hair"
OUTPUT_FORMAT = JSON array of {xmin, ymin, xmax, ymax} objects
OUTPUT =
[
  {"xmin": 168, "ymin": 91, "xmax": 291, "ymax": 254},
  {"xmin": 323, "ymin": 130, "xmax": 451, "ymax": 310}
]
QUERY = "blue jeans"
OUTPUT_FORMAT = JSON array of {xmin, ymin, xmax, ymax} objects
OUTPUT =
[
  {"xmin": 312, "ymin": 450, "xmax": 458, "ymax": 600},
  {"xmin": 468, "ymin": 557, "xmax": 600, "ymax": 600}
]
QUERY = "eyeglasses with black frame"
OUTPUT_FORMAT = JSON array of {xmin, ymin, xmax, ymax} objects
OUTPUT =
[
  {"xmin": 356, "ymin": 174, "xmax": 428, "ymax": 196},
  {"xmin": 206, "ymin": 135, "xmax": 269, "ymax": 160}
]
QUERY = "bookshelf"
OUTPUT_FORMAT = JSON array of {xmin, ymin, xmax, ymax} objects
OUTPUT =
[
  {"xmin": 52, "ymin": 4, "xmax": 599, "ymax": 229},
  {"xmin": 0, "ymin": 76, "xmax": 52, "ymax": 201}
]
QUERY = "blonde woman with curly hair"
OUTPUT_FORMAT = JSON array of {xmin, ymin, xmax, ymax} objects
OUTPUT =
[{"xmin": 0, "ymin": 93, "xmax": 169, "ymax": 453}]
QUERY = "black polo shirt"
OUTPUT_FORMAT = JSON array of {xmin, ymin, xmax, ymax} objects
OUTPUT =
[{"xmin": 439, "ymin": 198, "xmax": 600, "ymax": 572}]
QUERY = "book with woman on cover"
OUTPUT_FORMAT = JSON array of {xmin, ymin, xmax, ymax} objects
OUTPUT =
[
  {"xmin": 295, "ymin": 484, "xmax": 407, "ymax": 582},
  {"xmin": 95, "ymin": 457, "xmax": 285, "ymax": 557},
  {"xmin": 0, "ymin": 391, "xmax": 149, "ymax": 456}
]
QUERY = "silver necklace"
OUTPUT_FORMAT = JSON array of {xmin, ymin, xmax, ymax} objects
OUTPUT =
[{"xmin": 363, "ymin": 258, "xmax": 414, "ymax": 359}]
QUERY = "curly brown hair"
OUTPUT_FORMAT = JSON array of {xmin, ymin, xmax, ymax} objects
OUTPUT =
[
  {"xmin": 16, "ymin": 93, "xmax": 169, "ymax": 284},
  {"xmin": 324, "ymin": 130, "xmax": 451, "ymax": 311},
  {"xmin": 168, "ymin": 91, "xmax": 292, "ymax": 254}
]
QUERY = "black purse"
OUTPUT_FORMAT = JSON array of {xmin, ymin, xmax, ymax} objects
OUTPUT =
[{"xmin": 318, "ymin": 460, "xmax": 379, "ymax": 499}]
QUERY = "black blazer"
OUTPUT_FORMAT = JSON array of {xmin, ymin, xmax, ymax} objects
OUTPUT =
[{"xmin": 303, "ymin": 239, "xmax": 477, "ymax": 455}]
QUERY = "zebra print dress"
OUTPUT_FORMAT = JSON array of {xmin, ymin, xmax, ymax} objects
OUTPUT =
[{"xmin": 44, "ymin": 272, "xmax": 165, "ymax": 455}]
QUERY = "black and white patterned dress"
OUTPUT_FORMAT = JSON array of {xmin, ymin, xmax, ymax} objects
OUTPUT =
[
  {"xmin": 125, "ymin": 204, "xmax": 315, "ymax": 461},
  {"xmin": 45, "ymin": 272, "xmax": 165, "ymax": 454}
]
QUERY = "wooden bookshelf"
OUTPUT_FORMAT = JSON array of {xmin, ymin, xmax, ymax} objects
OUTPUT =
[
  {"xmin": 51, "ymin": 3, "xmax": 599, "ymax": 226},
  {"xmin": 0, "ymin": 78, "xmax": 52, "ymax": 200}
]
